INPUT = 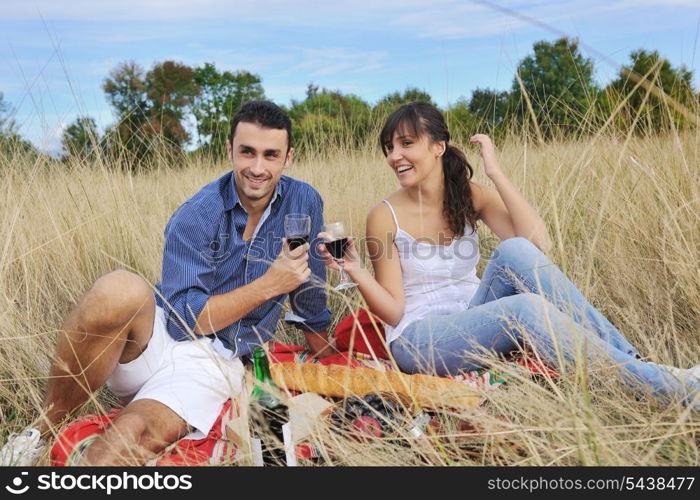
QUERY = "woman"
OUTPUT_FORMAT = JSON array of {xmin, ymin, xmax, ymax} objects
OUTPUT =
[{"xmin": 319, "ymin": 101, "xmax": 699, "ymax": 409}]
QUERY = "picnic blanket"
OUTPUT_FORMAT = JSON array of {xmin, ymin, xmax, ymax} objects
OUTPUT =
[{"xmin": 50, "ymin": 308, "xmax": 557, "ymax": 466}]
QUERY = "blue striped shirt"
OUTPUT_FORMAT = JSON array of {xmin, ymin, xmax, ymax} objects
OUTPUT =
[{"xmin": 155, "ymin": 171, "xmax": 331, "ymax": 358}]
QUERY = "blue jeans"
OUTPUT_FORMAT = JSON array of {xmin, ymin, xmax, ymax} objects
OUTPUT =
[{"xmin": 391, "ymin": 237, "xmax": 699, "ymax": 409}]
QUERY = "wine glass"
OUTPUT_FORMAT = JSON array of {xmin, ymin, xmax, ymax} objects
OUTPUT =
[
  {"xmin": 284, "ymin": 214, "xmax": 311, "ymax": 250},
  {"xmin": 322, "ymin": 221, "xmax": 358, "ymax": 290}
]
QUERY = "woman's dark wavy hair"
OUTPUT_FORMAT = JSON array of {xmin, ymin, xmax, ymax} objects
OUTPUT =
[{"xmin": 379, "ymin": 101, "xmax": 477, "ymax": 237}]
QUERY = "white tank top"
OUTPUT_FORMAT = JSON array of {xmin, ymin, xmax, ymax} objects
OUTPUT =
[{"xmin": 381, "ymin": 199, "xmax": 481, "ymax": 345}]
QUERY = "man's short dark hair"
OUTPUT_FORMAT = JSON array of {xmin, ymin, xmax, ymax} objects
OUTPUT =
[{"xmin": 230, "ymin": 100, "xmax": 293, "ymax": 151}]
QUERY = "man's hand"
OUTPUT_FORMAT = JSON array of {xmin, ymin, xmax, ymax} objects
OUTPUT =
[
  {"xmin": 262, "ymin": 239, "xmax": 312, "ymax": 296},
  {"xmin": 304, "ymin": 331, "xmax": 337, "ymax": 358}
]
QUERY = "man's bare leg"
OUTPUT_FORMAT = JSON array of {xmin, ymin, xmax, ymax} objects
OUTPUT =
[
  {"xmin": 79, "ymin": 399, "xmax": 189, "ymax": 466},
  {"xmin": 38, "ymin": 270, "xmax": 156, "ymax": 435}
]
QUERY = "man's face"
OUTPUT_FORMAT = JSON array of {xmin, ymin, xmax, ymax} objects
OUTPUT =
[{"xmin": 227, "ymin": 121, "xmax": 293, "ymax": 207}]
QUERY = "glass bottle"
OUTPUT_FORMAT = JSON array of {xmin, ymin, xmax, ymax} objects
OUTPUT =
[{"xmin": 250, "ymin": 346, "xmax": 289, "ymax": 466}]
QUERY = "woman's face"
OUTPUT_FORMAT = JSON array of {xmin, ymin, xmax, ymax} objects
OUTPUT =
[{"xmin": 385, "ymin": 129, "xmax": 444, "ymax": 188}]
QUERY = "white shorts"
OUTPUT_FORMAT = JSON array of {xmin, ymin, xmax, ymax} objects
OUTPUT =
[{"xmin": 106, "ymin": 306, "xmax": 244, "ymax": 439}]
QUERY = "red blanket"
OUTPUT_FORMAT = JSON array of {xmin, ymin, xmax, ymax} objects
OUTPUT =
[{"xmin": 50, "ymin": 309, "xmax": 557, "ymax": 466}]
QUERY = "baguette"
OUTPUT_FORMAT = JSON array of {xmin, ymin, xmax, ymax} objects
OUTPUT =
[{"xmin": 270, "ymin": 362, "xmax": 481, "ymax": 409}]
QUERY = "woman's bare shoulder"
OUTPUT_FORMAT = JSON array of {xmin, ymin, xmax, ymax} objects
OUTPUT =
[{"xmin": 367, "ymin": 191, "xmax": 403, "ymax": 235}]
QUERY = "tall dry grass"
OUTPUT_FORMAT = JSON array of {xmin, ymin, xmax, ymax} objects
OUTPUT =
[{"xmin": 0, "ymin": 116, "xmax": 699, "ymax": 465}]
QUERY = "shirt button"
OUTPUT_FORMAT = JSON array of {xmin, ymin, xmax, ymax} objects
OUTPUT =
[{"xmin": 237, "ymin": 338, "xmax": 242, "ymax": 342}]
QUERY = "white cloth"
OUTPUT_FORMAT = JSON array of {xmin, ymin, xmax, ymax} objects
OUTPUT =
[
  {"xmin": 381, "ymin": 199, "xmax": 481, "ymax": 345},
  {"xmin": 106, "ymin": 306, "xmax": 245, "ymax": 439}
]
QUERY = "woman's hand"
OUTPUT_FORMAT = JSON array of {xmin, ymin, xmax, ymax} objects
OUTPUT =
[
  {"xmin": 316, "ymin": 232, "xmax": 363, "ymax": 275},
  {"xmin": 470, "ymin": 135, "xmax": 552, "ymax": 252},
  {"xmin": 470, "ymin": 134, "xmax": 502, "ymax": 179}
]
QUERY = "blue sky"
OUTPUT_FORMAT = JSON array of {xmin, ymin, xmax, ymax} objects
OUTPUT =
[{"xmin": 1, "ymin": 0, "xmax": 699, "ymax": 154}]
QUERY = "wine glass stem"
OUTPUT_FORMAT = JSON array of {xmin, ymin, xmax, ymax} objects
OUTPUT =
[{"xmin": 338, "ymin": 259, "xmax": 349, "ymax": 283}]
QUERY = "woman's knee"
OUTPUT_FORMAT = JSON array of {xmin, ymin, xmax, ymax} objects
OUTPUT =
[
  {"xmin": 495, "ymin": 236, "xmax": 532, "ymax": 253},
  {"xmin": 78, "ymin": 270, "xmax": 154, "ymax": 331},
  {"xmin": 497, "ymin": 293, "xmax": 559, "ymax": 322},
  {"xmin": 492, "ymin": 237, "xmax": 542, "ymax": 266}
]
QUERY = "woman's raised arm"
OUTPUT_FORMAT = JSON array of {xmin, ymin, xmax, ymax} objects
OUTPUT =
[{"xmin": 470, "ymin": 134, "xmax": 552, "ymax": 252}]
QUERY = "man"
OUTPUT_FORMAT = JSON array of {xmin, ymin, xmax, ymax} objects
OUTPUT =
[{"xmin": 1, "ymin": 101, "xmax": 332, "ymax": 465}]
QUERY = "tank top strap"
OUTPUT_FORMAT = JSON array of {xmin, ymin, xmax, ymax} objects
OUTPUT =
[{"xmin": 382, "ymin": 199, "xmax": 400, "ymax": 233}]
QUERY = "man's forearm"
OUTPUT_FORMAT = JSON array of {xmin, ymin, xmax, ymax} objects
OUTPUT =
[{"xmin": 194, "ymin": 275, "xmax": 280, "ymax": 335}]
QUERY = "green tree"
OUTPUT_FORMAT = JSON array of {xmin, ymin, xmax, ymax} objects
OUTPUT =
[
  {"xmin": 103, "ymin": 61, "xmax": 149, "ymax": 120},
  {"xmin": 0, "ymin": 92, "xmax": 18, "ymax": 136},
  {"xmin": 61, "ymin": 116, "xmax": 99, "ymax": 159},
  {"xmin": 445, "ymin": 98, "xmax": 477, "ymax": 143},
  {"xmin": 0, "ymin": 92, "xmax": 35, "ymax": 156},
  {"xmin": 603, "ymin": 49, "xmax": 696, "ymax": 132},
  {"xmin": 305, "ymin": 82, "xmax": 320, "ymax": 99},
  {"xmin": 468, "ymin": 88, "xmax": 511, "ymax": 131},
  {"xmin": 145, "ymin": 60, "xmax": 200, "ymax": 148},
  {"xmin": 373, "ymin": 87, "xmax": 435, "ymax": 118},
  {"xmin": 511, "ymin": 37, "xmax": 597, "ymax": 138},
  {"xmin": 102, "ymin": 61, "xmax": 152, "ymax": 165},
  {"xmin": 289, "ymin": 90, "xmax": 372, "ymax": 152},
  {"xmin": 191, "ymin": 62, "xmax": 265, "ymax": 155},
  {"xmin": 103, "ymin": 60, "xmax": 199, "ymax": 166}
]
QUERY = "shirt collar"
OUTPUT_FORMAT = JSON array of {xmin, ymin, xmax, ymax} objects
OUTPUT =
[{"xmin": 224, "ymin": 172, "xmax": 286, "ymax": 212}]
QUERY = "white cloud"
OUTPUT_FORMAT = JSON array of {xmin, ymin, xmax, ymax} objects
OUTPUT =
[
  {"xmin": 293, "ymin": 47, "xmax": 387, "ymax": 77},
  {"xmin": 388, "ymin": 1, "xmax": 622, "ymax": 41},
  {"xmin": 381, "ymin": 0, "xmax": 699, "ymax": 42},
  {"xmin": 91, "ymin": 34, "xmax": 163, "ymax": 44},
  {"xmin": 619, "ymin": 0, "xmax": 700, "ymax": 6},
  {"xmin": 5, "ymin": 0, "xmax": 236, "ymax": 21},
  {"xmin": 179, "ymin": 48, "xmax": 292, "ymax": 75},
  {"xmin": 7, "ymin": 0, "xmax": 693, "ymax": 42},
  {"xmin": 264, "ymin": 83, "xmax": 308, "ymax": 96},
  {"xmin": 3, "ymin": 0, "xmax": 409, "ymax": 22}
]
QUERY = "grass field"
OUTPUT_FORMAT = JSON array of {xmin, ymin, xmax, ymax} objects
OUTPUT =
[{"xmin": 0, "ymin": 124, "xmax": 698, "ymax": 465}]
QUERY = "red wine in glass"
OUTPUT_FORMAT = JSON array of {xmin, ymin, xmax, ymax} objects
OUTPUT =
[
  {"xmin": 288, "ymin": 235, "xmax": 309, "ymax": 250},
  {"xmin": 322, "ymin": 221, "xmax": 357, "ymax": 290},
  {"xmin": 284, "ymin": 214, "xmax": 311, "ymax": 251},
  {"xmin": 324, "ymin": 237, "xmax": 349, "ymax": 259}
]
